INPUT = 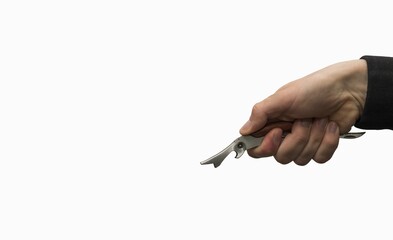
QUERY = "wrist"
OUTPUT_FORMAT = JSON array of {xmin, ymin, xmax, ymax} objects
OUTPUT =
[{"xmin": 342, "ymin": 59, "xmax": 368, "ymax": 117}]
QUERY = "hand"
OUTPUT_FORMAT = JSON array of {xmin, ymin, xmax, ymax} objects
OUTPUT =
[{"xmin": 240, "ymin": 59, "xmax": 368, "ymax": 165}]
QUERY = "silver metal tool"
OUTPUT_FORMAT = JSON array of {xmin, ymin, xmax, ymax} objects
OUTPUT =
[{"xmin": 200, "ymin": 130, "xmax": 365, "ymax": 168}]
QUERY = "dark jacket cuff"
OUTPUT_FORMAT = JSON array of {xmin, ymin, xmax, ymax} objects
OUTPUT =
[{"xmin": 355, "ymin": 55, "xmax": 393, "ymax": 130}]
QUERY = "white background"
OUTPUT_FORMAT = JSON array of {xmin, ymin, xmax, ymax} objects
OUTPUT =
[{"xmin": 1, "ymin": 1, "xmax": 393, "ymax": 239}]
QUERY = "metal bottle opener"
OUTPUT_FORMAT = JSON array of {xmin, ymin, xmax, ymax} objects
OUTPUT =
[{"xmin": 200, "ymin": 121, "xmax": 365, "ymax": 168}]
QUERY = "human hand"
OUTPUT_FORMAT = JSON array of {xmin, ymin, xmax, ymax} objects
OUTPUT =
[{"xmin": 240, "ymin": 59, "xmax": 368, "ymax": 165}]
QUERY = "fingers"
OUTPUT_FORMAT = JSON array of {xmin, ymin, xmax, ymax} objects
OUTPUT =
[
  {"xmin": 274, "ymin": 119, "xmax": 339, "ymax": 165},
  {"xmin": 248, "ymin": 119, "xmax": 340, "ymax": 166},
  {"xmin": 274, "ymin": 119, "xmax": 312, "ymax": 164}
]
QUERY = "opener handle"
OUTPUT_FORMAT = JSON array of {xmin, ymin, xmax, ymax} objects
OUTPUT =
[{"xmin": 251, "ymin": 121, "xmax": 365, "ymax": 139}]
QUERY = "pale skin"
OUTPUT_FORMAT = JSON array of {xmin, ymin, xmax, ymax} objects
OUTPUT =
[{"xmin": 240, "ymin": 59, "xmax": 368, "ymax": 165}]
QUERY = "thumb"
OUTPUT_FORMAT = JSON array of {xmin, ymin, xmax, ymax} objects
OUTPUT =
[{"xmin": 240, "ymin": 94, "xmax": 289, "ymax": 135}]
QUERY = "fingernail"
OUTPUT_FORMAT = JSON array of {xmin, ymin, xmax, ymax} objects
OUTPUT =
[
  {"xmin": 317, "ymin": 118, "xmax": 328, "ymax": 128},
  {"xmin": 273, "ymin": 131, "xmax": 282, "ymax": 146},
  {"xmin": 328, "ymin": 122, "xmax": 338, "ymax": 133},
  {"xmin": 240, "ymin": 120, "xmax": 252, "ymax": 132},
  {"xmin": 301, "ymin": 119, "xmax": 312, "ymax": 127}
]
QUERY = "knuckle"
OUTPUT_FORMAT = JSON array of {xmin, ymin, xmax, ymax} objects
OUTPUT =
[
  {"xmin": 294, "ymin": 160, "xmax": 308, "ymax": 166},
  {"xmin": 313, "ymin": 155, "xmax": 331, "ymax": 164},
  {"xmin": 313, "ymin": 145, "xmax": 337, "ymax": 164},
  {"xmin": 248, "ymin": 148, "xmax": 273, "ymax": 159},
  {"xmin": 312, "ymin": 135, "xmax": 339, "ymax": 164},
  {"xmin": 309, "ymin": 137, "xmax": 322, "ymax": 147},
  {"xmin": 251, "ymin": 103, "xmax": 262, "ymax": 116},
  {"xmin": 294, "ymin": 154, "xmax": 313, "ymax": 166},
  {"xmin": 274, "ymin": 155, "xmax": 292, "ymax": 165},
  {"xmin": 247, "ymin": 150, "xmax": 260, "ymax": 159},
  {"xmin": 293, "ymin": 134, "xmax": 309, "ymax": 145},
  {"xmin": 248, "ymin": 149, "xmax": 264, "ymax": 159}
]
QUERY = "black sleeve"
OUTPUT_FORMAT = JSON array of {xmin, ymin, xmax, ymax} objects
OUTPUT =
[{"xmin": 354, "ymin": 55, "xmax": 393, "ymax": 130}]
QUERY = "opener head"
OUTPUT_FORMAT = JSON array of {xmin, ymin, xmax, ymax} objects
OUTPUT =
[
  {"xmin": 200, "ymin": 135, "xmax": 263, "ymax": 168},
  {"xmin": 199, "ymin": 137, "xmax": 246, "ymax": 168}
]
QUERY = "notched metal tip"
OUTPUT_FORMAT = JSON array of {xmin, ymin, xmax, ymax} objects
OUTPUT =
[
  {"xmin": 200, "ymin": 158, "xmax": 221, "ymax": 167},
  {"xmin": 200, "ymin": 136, "xmax": 259, "ymax": 168},
  {"xmin": 200, "ymin": 139, "xmax": 240, "ymax": 168}
]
